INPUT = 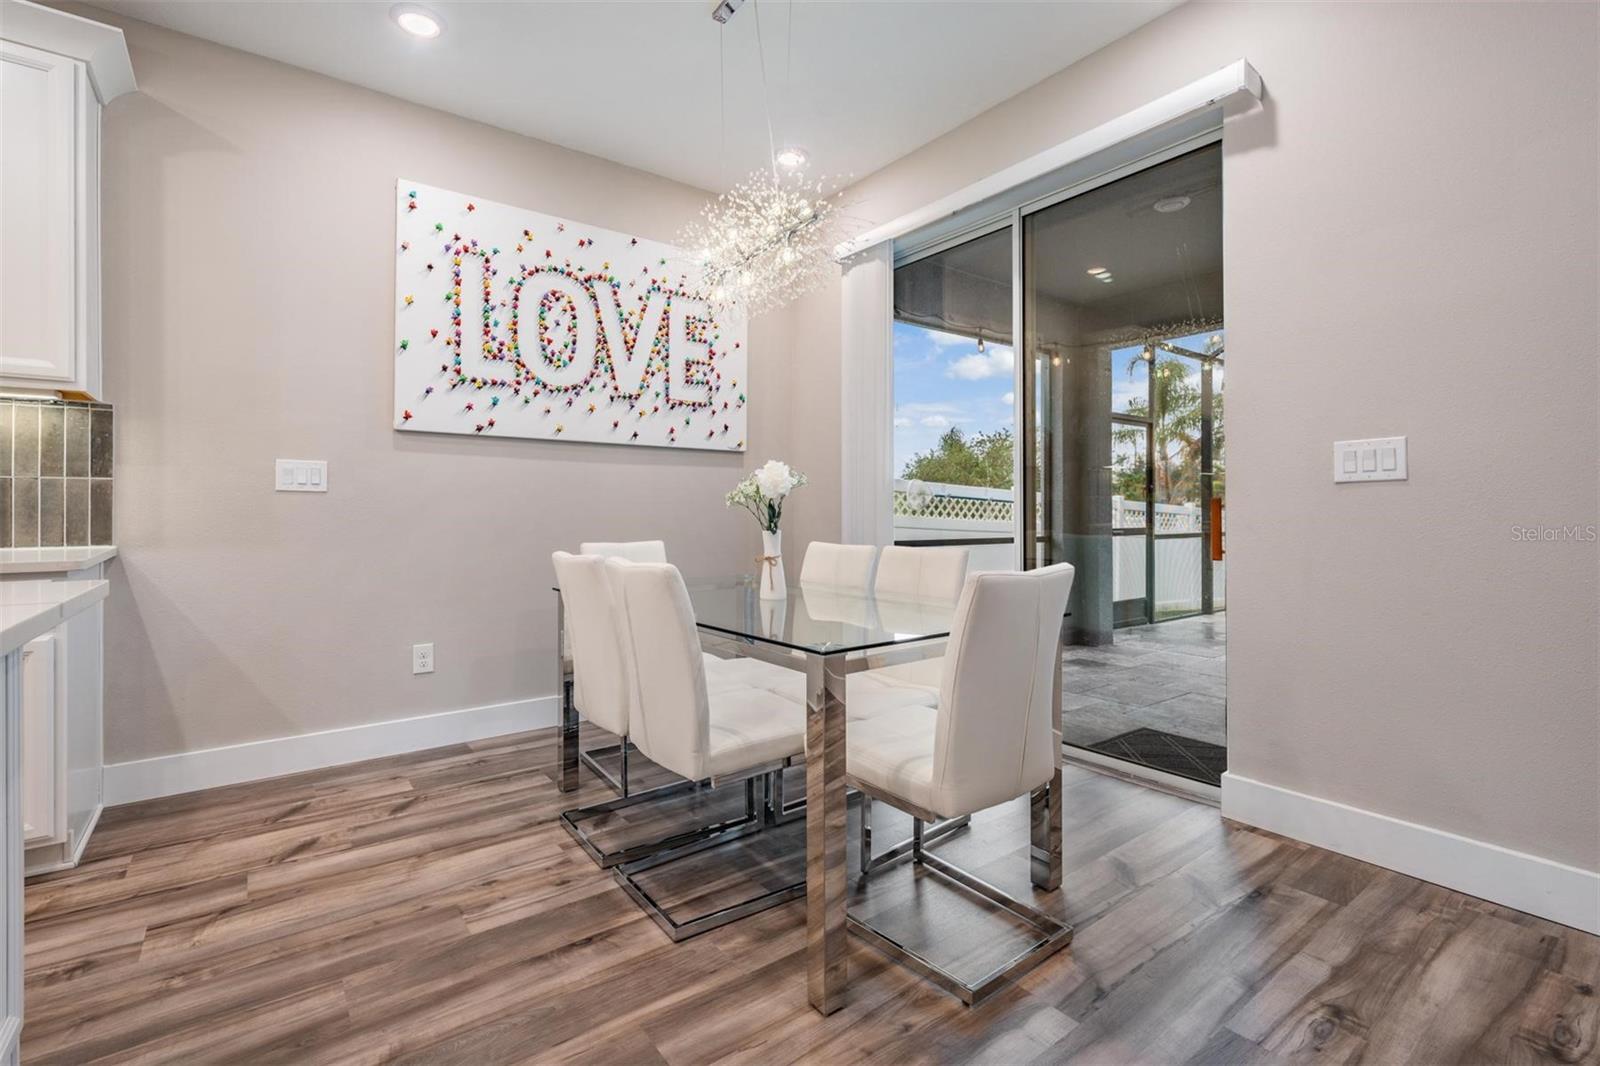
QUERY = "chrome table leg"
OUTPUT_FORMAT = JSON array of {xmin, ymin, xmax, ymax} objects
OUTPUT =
[{"xmin": 805, "ymin": 652, "xmax": 849, "ymax": 1015}]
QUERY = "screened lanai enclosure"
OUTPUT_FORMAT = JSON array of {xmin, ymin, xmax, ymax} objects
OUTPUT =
[{"xmin": 893, "ymin": 142, "xmax": 1226, "ymax": 788}]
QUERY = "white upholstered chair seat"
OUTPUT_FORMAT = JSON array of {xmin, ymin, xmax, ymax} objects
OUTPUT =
[
  {"xmin": 703, "ymin": 685, "xmax": 808, "ymax": 778},
  {"xmin": 859, "ymin": 658, "xmax": 945, "ymax": 691},
  {"xmin": 722, "ymin": 656, "xmax": 938, "ymax": 719},
  {"xmin": 703, "ymin": 653, "xmax": 783, "ymax": 685},
  {"xmin": 843, "ymin": 673, "xmax": 939, "ymax": 718},
  {"xmin": 844, "ymin": 702, "xmax": 941, "ymax": 815}
]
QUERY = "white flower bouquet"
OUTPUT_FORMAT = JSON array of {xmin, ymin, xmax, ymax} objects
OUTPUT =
[
  {"xmin": 726, "ymin": 460, "xmax": 807, "ymax": 534},
  {"xmin": 728, "ymin": 460, "xmax": 807, "ymax": 598}
]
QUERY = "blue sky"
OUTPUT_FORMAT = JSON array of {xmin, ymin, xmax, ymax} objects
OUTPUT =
[
  {"xmin": 892, "ymin": 323, "xmax": 1224, "ymax": 477},
  {"xmin": 892, "ymin": 322, "xmax": 1015, "ymax": 476}
]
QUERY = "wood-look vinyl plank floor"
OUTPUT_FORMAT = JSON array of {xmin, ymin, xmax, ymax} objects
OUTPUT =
[{"xmin": 22, "ymin": 722, "xmax": 1599, "ymax": 1065}]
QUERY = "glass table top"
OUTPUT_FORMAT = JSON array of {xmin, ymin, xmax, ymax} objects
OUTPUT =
[{"xmin": 683, "ymin": 576, "xmax": 957, "ymax": 655}]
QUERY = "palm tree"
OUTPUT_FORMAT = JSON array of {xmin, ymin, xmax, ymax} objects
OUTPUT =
[{"xmin": 1111, "ymin": 335, "xmax": 1223, "ymax": 507}]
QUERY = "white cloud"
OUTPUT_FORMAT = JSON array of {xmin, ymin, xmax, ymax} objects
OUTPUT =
[
  {"xmin": 921, "ymin": 415, "xmax": 951, "ymax": 428},
  {"xmin": 948, "ymin": 345, "xmax": 1015, "ymax": 381},
  {"xmin": 893, "ymin": 417, "xmax": 912, "ymax": 428},
  {"xmin": 1001, "ymin": 391, "xmax": 1015, "ymax": 407}
]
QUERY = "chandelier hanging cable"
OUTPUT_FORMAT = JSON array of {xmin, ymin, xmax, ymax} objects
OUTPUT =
[{"xmin": 680, "ymin": 0, "xmax": 845, "ymax": 317}]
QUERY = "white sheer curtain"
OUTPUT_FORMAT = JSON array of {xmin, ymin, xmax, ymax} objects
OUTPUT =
[{"xmin": 838, "ymin": 242, "xmax": 894, "ymax": 548}]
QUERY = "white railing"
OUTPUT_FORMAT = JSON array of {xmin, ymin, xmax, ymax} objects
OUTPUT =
[
  {"xmin": 892, "ymin": 480, "xmax": 1014, "ymax": 571},
  {"xmin": 891, "ymin": 479, "xmax": 1225, "ymax": 610}
]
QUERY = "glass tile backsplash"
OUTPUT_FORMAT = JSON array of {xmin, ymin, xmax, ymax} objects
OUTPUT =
[{"xmin": 0, "ymin": 399, "xmax": 113, "ymax": 547}]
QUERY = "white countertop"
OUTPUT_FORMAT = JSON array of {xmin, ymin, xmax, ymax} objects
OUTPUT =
[
  {"xmin": 0, "ymin": 579, "xmax": 109, "ymax": 656},
  {"xmin": 0, "ymin": 546, "xmax": 118, "ymax": 575}
]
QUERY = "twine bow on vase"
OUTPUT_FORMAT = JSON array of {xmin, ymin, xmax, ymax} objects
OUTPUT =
[{"xmin": 757, "ymin": 554, "xmax": 781, "ymax": 589}]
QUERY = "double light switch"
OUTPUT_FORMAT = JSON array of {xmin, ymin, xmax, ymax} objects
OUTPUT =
[{"xmin": 1333, "ymin": 437, "xmax": 1406, "ymax": 483}]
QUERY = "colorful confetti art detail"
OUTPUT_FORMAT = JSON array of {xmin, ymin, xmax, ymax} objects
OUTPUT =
[{"xmin": 393, "ymin": 180, "xmax": 748, "ymax": 451}]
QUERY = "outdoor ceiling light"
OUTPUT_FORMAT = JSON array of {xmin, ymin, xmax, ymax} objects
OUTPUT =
[
  {"xmin": 1153, "ymin": 196, "xmax": 1191, "ymax": 213},
  {"xmin": 391, "ymin": 4, "xmax": 443, "ymax": 38},
  {"xmin": 1086, "ymin": 267, "xmax": 1108, "ymax": 276},
  {"xmin": 774, "ymin": 146, "xmax": 809, "ymax": 170}
]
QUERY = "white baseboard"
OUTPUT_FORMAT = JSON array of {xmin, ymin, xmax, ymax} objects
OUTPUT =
[
  {"xmin": 1222, "ymin": 771, "xmax": 1600, "ymax": 935},
  {"xmin": 104, "ymin": 695, "xmax": 559, "ymax": 805}
]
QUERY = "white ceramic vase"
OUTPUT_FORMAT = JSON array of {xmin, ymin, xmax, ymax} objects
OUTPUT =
[{"xmin": 759, "ymin": 529, "xmax": 786, "ymax": 600}]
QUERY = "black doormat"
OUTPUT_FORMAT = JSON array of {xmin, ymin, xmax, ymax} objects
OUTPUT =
[{"xmin": 1087, "ymin": 728, "xmax": 1227, "ymax": 787}]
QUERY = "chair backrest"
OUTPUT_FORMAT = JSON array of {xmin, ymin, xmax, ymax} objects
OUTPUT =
[
  {"xmin": 799, "ymin": 542, "xmax": 877, "ymax": 592},
  {"xmin": 874, "ymin": 545, "xmax": 970, "ymax": 605},
  {"xmin": 930, "ymin": 564, "xmax": 1076, "ymax": 816},
  {"xmin": 580, "ymin": 540, "xmax": 668, "ymax": 564},
  {"xmin": 551, "ymin": 551, "xmax": 631, "ymax": 737},
  {"xmin": 609, "ymin": 560, "xmax": 711, "ymax": 782}
]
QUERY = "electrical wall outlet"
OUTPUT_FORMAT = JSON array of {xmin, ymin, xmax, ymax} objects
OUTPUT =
[
  {"xmin": 412, "ymin": 643, "xmax": 434, "ymax": 674},
  {"xmin": 276, "ymin": 459, "xmax": 328, "ymax": 492}
]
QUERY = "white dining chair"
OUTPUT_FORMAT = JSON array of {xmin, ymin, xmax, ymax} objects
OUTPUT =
[
  {"xmin": 552, "ymin": 551, "xmax": 638, "ymax": 800},
  {"xmin": 872, "ymin": 544, "xmax": 970, "ymax": 605},
  {"xmin": 561, "ymin": 541, "xmax": 664, "ymax": 792},
  {"xmin": 859, "ymin": 545, "xmax": 970, "ymax": 693},
  {"xmin": 847, "ymin": 563, "xmax": 1077, "ymax": 1005},
  {"xmin": 798, "ymin": 541, "xmax": 877, "ymax": 592},
  {"xmin": 563, "ymin": 538, "xmax": 782, "ymax": 797},
  {"xmin": 606, "ymin": 559, "xmax": 812, "ymax": 939}
]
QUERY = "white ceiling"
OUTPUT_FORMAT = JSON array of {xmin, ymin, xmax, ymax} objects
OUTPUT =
[{"xmin": 89, "ymin": 0, "xmax": 1181, "ymax": 192}]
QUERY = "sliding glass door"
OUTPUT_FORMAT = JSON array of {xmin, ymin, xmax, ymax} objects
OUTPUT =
[{"xmin": 1019, "ymin": 142, "xmax": 1226, "ymax": 786}]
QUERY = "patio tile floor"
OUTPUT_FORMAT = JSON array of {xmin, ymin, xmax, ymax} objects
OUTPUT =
[{"xmin": 1062, "ymin": 613, "xmax": 1227, "ymax": 752}]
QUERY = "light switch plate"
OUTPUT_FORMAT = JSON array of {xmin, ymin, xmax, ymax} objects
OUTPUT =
[
  {"xmin": 275, "ymin": 459, "xmax": 328, "ymax": 492},
  {"xmin": 1334, "ymin": 437, "xmax": 1406, "ymax": 483}
]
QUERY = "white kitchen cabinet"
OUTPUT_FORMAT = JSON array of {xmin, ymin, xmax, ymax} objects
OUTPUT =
[
  {"xmin": 0, "ymin": 580, "xmax": 108, "ymax": 1063},
  {"xmin": 0, "ymin": 0, "xmax": 134, "ymax": 400},
  {"xmin": 1, "ymin": 565, "xmax": 107, "ymax": 877}
]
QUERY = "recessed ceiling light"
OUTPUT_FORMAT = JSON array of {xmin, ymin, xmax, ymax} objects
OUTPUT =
[
  {"xmin": 391, "ymin": 3, "xmax": 443, "ymax": 38},
  {"xmin": 1086, "ymin": 267, "xmax": 1108, "ymax": 276},
  {"xmin": 774, "ymin": 146, "xmax": 808, "ymax": 170},
  {"xmin": 1153, "ymin": 196, "xmax": 1191, "ymax": 214}
]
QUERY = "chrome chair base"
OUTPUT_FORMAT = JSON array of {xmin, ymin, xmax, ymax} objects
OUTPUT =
[
  {"xmin": 610, "ymin": 772, "xmax": 806, "ymax": 942},
  {"xmin": 858, "ymin": 796, "xmax": 969, "ymax": 876},
  {"xmin": 578, "ymin": 740, "xmax": 631, "ymax": 797},
  {"xmin": 560, "ymin": 775, "xmax": 753, "ymax": 870},
  {"xmin": 850, "ymin": 812, "xmax": 1074, "ymax": 1006}
]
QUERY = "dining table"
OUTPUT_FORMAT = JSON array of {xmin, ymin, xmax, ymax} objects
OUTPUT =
[{"xmin": 554, "ymin": 575, "xmax": 1066, "ymax": 1016}]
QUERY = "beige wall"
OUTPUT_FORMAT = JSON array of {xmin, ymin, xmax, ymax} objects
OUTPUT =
[
  {"xmin": 77, "ymin": 3, "xmax": 1600, "ymax": 874},
  {"xmin": 86, "ymin": 11, "xmax": 800, "ymax": 762},
  {"xmin": 790, "ymin": 1, "xmax": 1599, "ymax": 871}
]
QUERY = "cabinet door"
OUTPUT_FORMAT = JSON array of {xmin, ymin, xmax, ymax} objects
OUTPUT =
[
  {"xmin": 19, "ymin": 634, "xmax": 57, "ymax": 846},
  {"xmin": 0, "ymin": 40, "xmax": 79, "ymax": 385}
]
